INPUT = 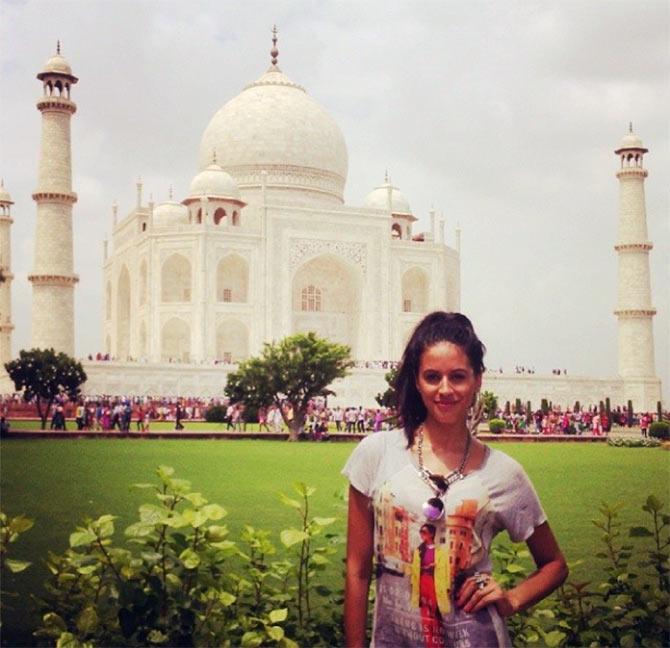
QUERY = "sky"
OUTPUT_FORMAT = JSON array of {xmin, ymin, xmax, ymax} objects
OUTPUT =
[{"xmin": 1, "ymin": 0, "xmax": 668, "ymax": 398}]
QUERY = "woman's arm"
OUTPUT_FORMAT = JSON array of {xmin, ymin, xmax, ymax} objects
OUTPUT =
[
  {"xmin": 344, "ymin": 485, "xmax": 375, "ymax": 648},
  {"xmin": 457, "ymin": 521, "xmax": 568, "ymax": 616}
]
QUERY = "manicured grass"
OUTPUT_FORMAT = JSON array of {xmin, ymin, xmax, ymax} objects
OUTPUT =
[{"xmin": 1, "ymin": 439, "xmax": 668, "ymax": 645}]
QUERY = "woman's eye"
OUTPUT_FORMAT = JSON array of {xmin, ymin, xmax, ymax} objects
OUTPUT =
[{"xmin": 423, "ymin": 372, "xmax": 441, "ymax": 383}]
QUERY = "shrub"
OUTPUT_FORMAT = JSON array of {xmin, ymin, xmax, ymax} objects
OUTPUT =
[
  {"xmin": 488, "ymin": 418, "xmax": 506, "ymax": 434},
  {"xmin": 33, "ymin": 467, "xmax": 341, "ymax": 647},
  {"xmin": 204, "ymin": 405, "xmax": 228, "ymax": 423},
  {"xmin": 649, "ymin": 421, "xmax": 670, "ymax": 440},
  {"xmin": 608, "ymin": 436, "xmax": 661, "ymax": 448}
]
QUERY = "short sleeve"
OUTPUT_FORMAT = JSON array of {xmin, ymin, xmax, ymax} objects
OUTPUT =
[
  {"xmin": 341, "ymin": 434, "xmax": 383, "ymax": 497},
  {"xmin": 496, "ymin": 461, "xmax": 547, "ymax": 543}
]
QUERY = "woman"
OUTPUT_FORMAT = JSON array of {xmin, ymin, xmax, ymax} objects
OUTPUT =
[{"xmin": 343, "ymin": 312, "xmax": 567, "ymax": 647}]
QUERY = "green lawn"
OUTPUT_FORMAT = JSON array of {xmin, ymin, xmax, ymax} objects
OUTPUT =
[{"xmin": 1, "ymin": 439, "xmax": 668, "ymax": 645}]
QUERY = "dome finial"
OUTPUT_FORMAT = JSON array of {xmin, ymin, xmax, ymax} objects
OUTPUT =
[
  {"xmin": 57, "ymin": 40, "xmax": 61, "ymax": 55},
  {"xmin": 169, "ymin": 185, "xmax": 173, "ymax": 200},
  {"xmin": 212, "ymin": 149, "xmax": 217, "ymax": 165},
  {"xmin": 384, "ymin": 169, "xmax": 389, "ymax": 183},
  {"xmin": 629, "ymin": 121, "xmax": 633, "ymax": 134},
  {"xmin": 271, "ymin": 25, "xmax": 279, "ymax": 67}
]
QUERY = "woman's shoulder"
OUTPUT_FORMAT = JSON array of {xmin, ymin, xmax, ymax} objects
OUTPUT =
[
  {"xmin": 482, "ymin": 446, "xmax": 530, "ymax": 481},
  {"xmin": 356, "ymin": 427, "xmax": 407, "ymax": 453}
]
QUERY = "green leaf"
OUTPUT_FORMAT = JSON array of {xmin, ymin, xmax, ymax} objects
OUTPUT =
[
  {"xmin": 505, "ymin": 563, "xmax": 526, "ymax": 573},
  {"xmin": 56, "ymin": 633, "xmax": 84, "ymax": 648},
  {"xmin": 205, "ymin": 525, "xmax": 229, "ymax": 541},
  {"xmin": 69, "ymin": 529, "xmax": 96, "ymax": 548},
  {"xmin": 180, "ymin": 548, "xmax": 201, "ymax": 569},
  {"xmin": 131, "ymin": 482, "xmax": 156, "ymax": 490},
  {"xmin": 157, "ymin": 465, "xmax": 175, "ymax": 480},
  {"xmin": 292, "ymin": 482, "xmax": 315, "ymax": 497},
  {"xmin": 241, "ymin": 631, "xmax": 264, "ymax": 647},
  {"xmin": 76, "ymin": 564, "xmax": 98, "ymax": 575},
  {"xmin": 124, "ymin": 522, "xmax": 155, "ymax": 538},
  {"xmin": 278, "ymin": 493, "xmax": 301, "ymax": 509},
  {"xmin": 644, "ymin": 495, "xmax": 663, "ymax": 511},
  {"xmin": 218, "ymin": 591, "xmax": 236, "ymax": 606},
  {"xmin": 76, "ymin": 606, "xmax": 99, "ymax": 635},
  {"xmin": 202, "ymin": 503, "xmax": 226, "ymax": 521},
  {"xmin": 312, "ymin": 517, "xmax": 336, "ymax": 527},
  {"xmin": 184, "ymin": 491, "xmax": 208, "ymax": 507},
  {"xmin": 629, "ymin": 526, "xmax": 654, "ymax": 537},
  {"xmin": 147, "ymin": 629, "xmax": 169, "ymax": 644},
  {"xmin": 43, "ymin": 612, "xmax": 68, "ymax": 632},
  {"xmin": 280, "ymin": 528, "xmax": 308, "ymax": 548},
  {"xmin": 268, "ymin": 608, "xmax": 288, "ymax": 623},
  {"xmin": 5, "ymin": 559, "xmax": 31, "ymax": 573},
  {"xmin": 543, "ymin": 630, "xmax": 566, "ymax": 647},
  {"xmin": 266, "ymin": 626, "xmax": 285, "ymax": 642},
  {"xmin": 8, "ymin": 514, "xmax": 34, "ymax": 535},
  {"xmin": 310, "ymin": 553, "xmax": 330, "ymax": 565}
]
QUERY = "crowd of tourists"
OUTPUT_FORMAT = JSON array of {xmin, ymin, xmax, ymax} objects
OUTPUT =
[
  {"xmin": 492, "ymin": 404, "xmax": 661, "ymax": 435},
  {"xmin": 0, "ymin": 392, "xmax": 663, "ymax": 438}
]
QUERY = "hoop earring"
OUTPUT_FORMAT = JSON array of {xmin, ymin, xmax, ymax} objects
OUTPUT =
[{"xmin": 467, "ymin": 392, "xmax": 484, "ymax": 436}]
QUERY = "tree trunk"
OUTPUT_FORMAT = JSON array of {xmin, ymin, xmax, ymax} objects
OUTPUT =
[{"xmin": 287, "ymin": 411, "xmax": 306, "ymax": 442}]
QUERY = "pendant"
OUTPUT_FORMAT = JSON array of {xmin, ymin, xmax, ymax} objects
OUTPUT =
[{"xmin": 422, "ymin": 496, "xmax": 445, "ymax": 522}]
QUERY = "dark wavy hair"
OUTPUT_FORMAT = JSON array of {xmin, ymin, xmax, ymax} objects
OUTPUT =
[{"xmin": 394, "ymin": 311, "xmax": 486, "ymax": 446}]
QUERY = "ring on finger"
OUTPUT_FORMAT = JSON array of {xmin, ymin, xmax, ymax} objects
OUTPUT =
[{"xmin": 475, "ymin": 574, "xmax": 489, "ymax": 590}]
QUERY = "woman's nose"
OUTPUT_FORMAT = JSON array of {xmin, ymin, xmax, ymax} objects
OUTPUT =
[{"xmin": 438, "ymin": 376, "xmax": 452, "ymax": 394}]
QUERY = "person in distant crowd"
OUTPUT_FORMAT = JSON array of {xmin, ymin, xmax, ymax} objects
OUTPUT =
[
  {"xmin": 591, "ymin": 412, "xmax": 602, "ymax": 436},
  {"xmin": 75, "ymin": 402, "xmax": 85, "ymax": 430},
  {"xmin": 258, "ymin": 406, "xmax": 270, "ymax": 432},
  {"xmin": 333, "ymin": 405, "xmax": 344, "ymax": 432},
  {"xmin": 640, "ymin": 412, "xmax": 651, "ymax": 438},
  {"xmin": 175, "ymin": 402, "xmax": 184, "ymax": 430},
  {"xmin": 226, "ymin": 402, "xmax": 236, "ymax": 430},
  {"xmin": 270, "ymin": 404, "xmax": 283, "ymax": 434},
  {"xmin": 136, "ymin": 406, "xmax": 145, "ymax": 432},
  {"xmin": 356, "ymin": 406, "xmax": 366, "ymax": 433},
  {"xmin": 373, "ymin": 409, "xmax": 383, "ymax": 433},
  {"xmin": 0, "ymin": 416, "xmax": 9, "ymax": 437},
  {"xmin": 345, "ymin": 407, "xmax": 357, "ymax": 433}
]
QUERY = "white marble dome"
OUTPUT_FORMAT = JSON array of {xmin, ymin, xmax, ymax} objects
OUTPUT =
[
  {"xmin": 618, "ymin": 131, "xmax": 645, "ymax": 150},
  {"xmin": 153, "ymin": 200, "xmax": 189, "ymax": 227},
  {"xmin": 189, "ymin": 163, "xmax": 240, "ymax": 200},
  {"xmin": 0, "ymin": 180, "xmax": 12, "ymax": 204},
  {"xmin": 42, "ymin": 53, "xmax": 73, "ymax": 76},
  {"xmin": 364, "ymin": 180, "xmax": 412, "ymax": 215},
  {"xmin": 199, "ymin": 66, "xmax": 348, "ymax": 202}
]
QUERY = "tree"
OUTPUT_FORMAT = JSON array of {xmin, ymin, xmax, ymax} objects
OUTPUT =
[
  {"xmin": 375, "ymin": 366, "xmax": 398, "ymax": 409},
  {"xmin": 5, "ymin": 348, "xmax": 87, "ymax": 430},
  {"xmin": 480, "ymin": 390, "xmax": 498, "ymax": 420},
  {"xmin": 224, "ymin": 332, "xmax": 352, "ymax": 441}
]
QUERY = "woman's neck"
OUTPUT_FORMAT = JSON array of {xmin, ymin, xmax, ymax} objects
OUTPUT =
[{"xmin": 420, "ymin": 420, "xmax": 469, "ymax": 455}]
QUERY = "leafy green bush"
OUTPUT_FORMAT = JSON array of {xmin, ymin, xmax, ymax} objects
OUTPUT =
[
  {"xmin": 488, "ymin": 418, "xmax": 506, "ymax": 434},
  {"xmin": 33, "ymin": 467, "xmax": 341, "ymax": 647},
  {"xmin": 608, "ymin": 437, "xmax": 661, "ymax": 448},
  {"xmin": 649, "ymin": 421, "xmax": 670, "ymax": 440},
  {"xmin": 204, "ymin": 405, "xmax": 228, "ymax": 423},
  {"xmin": 1, "ymin": 511, "xmax": 34, "ymax": 621},
  {"xmin": 501, "ymin": 496, "xmax": 670, "ymax": 647}
]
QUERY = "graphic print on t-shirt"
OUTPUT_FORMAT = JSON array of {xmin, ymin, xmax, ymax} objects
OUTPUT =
[{"xmin": 372, "ymin": 465, "xmax": 500, "ymax": 648}]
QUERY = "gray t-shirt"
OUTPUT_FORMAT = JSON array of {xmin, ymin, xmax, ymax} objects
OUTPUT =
[{"xmin": 343, "ymin": 428, "xmax": 547, "ymax": 648}]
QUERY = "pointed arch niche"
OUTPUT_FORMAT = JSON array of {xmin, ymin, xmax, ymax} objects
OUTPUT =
[
  {"xmin": 116, "ymin": 266, "xmax": 131, "ymax": 359},
  {"xmin": 216, "ymin": 319, "xmax": 249, "ymax": 363},
  {"xmin": 161, "ymin": 253, "xmax": 191, "ymax": 302},
  {"xmin": 401, "ymin": 267, "xmax": 429, "ymax": 313},
  {"xmin": 161, "ymin": 318, "xmax": 190, "ymax": 363},
  {"xmin": 292, "ymin": 254, "xmax": 361, "ymax": 355},
  {"xmin": 216, "ymin": 254, "xmax": 248, "ymax": 303},
  {"xmin": 139, "ymin": 260, "xmax": 148, "ymax": 306}
]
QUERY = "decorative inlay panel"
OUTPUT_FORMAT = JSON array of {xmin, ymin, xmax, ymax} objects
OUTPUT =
[{"xmin": 289, "ymin": 238, "xmax": 366, "ymax": 274}]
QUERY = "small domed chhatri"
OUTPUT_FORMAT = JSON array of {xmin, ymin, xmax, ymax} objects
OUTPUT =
[
  {"xmin": 188, "ymin": 160, "xmax": 241, "ymax": 201},
  {"xmin": 153, "ymin": 195, "xmax": 189, "ymax": 228},
  {"xmin": 364, "ymin": 176, "xmax": 413, "ymax": 216},
  {"xmin": 0, "ymin": 179, "xmax": 13, "ymax": 204},
  {"xmin": 615, "ymin": 122, "xmax": 647, "ymax": 153}
]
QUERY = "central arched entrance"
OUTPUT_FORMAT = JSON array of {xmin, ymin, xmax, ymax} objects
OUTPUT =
[{"xmin": 291, "ymin": 254, "xmax": 361, "ymax": 356}]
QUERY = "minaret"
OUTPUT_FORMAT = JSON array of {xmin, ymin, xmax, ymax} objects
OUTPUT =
[
  {"xmin": 0, "ymin": 180, "xmax": 15, "ymax": 369},
  {"xmin": 614, "ymin": 125, "xmax": 661, "ymax": 410},
  {"xmin": 28, "ymin": 43, "xmax": 79, "ymax": 355}
]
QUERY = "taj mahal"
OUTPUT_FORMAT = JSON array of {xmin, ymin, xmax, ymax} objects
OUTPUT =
[{"xmin": 0, "ymin": 33, "xmax": 662, "ymax": 410}]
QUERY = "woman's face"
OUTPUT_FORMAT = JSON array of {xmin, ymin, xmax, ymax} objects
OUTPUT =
[{"xmin": 416, "ymin": 341, "xmax": 482, "ymax": 430}]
